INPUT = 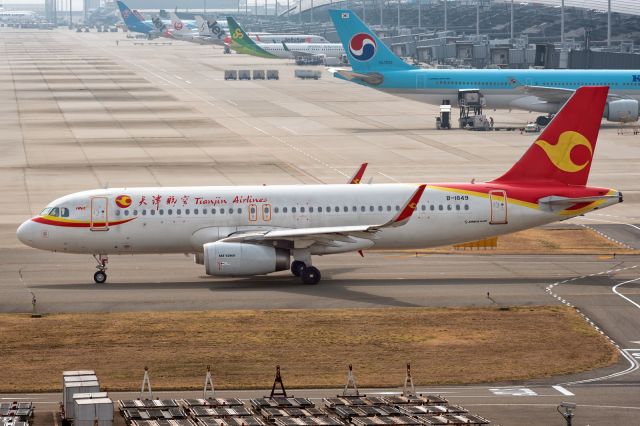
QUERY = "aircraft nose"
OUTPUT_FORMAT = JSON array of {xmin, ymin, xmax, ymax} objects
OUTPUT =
[{"xmin": 16, "ymin": 219, "xmax": 35, "ymax": 247}]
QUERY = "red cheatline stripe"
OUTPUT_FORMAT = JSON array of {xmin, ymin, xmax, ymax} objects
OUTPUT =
[{"xmin": 31, "ymin": 217, "xmax": 135, "ymax": 228}]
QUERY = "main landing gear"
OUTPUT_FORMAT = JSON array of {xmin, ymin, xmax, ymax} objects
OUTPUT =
[
  {"xmin": 290, "ymin": 260, "xmax": 321, "ymax": 285},
  {"xmin": 93, "ymin": 254, "xmax": 108, "ymax": 284}
]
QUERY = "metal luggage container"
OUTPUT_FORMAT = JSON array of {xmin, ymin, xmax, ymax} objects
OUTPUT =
[
  {"xmin": 74, "ymin": 397, "xmax": 113, "ymax": 426},
  {"xmin": 266, "ymin": 70, "xmax": 279, "ymax": 80},
  {"xmin": 253, "ymin": 70, "xmax": 265, "ymax": 80},
  {"xmin": 238, "ymin": 70, "xmax": 251, "ymax": 80}
]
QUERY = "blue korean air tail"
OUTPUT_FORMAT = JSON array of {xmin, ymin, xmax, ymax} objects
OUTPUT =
[
  {"xmin": 329, "ymin": 9, "xmax": 412, "ymax": 72},
  {"xmin": 117, "ymin": 0, "xmax": 153, "ymax": 34}
]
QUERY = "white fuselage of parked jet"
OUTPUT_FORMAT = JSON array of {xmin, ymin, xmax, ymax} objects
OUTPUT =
[{"xmin": 16, "ymin": 183, "xmax": 618, "ymax": 256}]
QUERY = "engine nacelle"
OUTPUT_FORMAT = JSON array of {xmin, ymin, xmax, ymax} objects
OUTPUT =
[
  {"xmin": 203, "ymin": 242, "xmax": 289, "ymax": 276},
  {"xmin": 604, "ymin": 99, "xmax": 639, "ymax": 122}
]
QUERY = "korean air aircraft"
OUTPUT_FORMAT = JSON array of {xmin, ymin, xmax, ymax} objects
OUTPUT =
[
  {"xmin": 17, "ymin": 87, "xmax": 621, "ymax": 285},
  {"xmin": 329, "ymin": 9, "xmax": 640, "ymax": 125},
  {"xmin": 227, "ymin": 17, "xmax": 344, "ymax": 60}
]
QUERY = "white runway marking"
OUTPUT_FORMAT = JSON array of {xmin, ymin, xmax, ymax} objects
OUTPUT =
[
  {"xmin": 489, "ymin": 388, "xmax": 537, "ymax": 396},
  {"xmin": 552, "ymin": 385, "xmax": 574, "ymax": 396},
  {"xmin": 612, "ymin": 277, "xmax": 640, "ymax": 310}
]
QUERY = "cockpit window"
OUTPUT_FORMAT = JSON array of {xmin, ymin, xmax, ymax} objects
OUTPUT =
[{"xmin": 40, "ymin": 207, "xmax": 67, "ymax": 217}]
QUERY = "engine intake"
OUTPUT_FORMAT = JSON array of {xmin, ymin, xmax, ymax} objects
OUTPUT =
[
  {"xmin": 203, "ymin": 242, "xmax": 289, "ymax": 276},
  {"xmin": 604, "ymin": 99, "xmax": 639, "ymax": 122}
]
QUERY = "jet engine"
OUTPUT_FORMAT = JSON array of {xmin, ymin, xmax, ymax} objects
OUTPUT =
[
  {"xmin": 604, "ymin": 99, "xmax": 640, "ymax": 122},
  {"xmin": 203, "ymin": 242, "xmax": 289, "ymax": 276}
]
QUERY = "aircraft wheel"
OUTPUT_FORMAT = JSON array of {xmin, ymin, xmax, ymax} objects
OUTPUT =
[
  {"xmin": 291, "ymin": 260, "xmax": 306, "ymax": 277},
  {"xmin": 94, "ymin": 271, "xmax": 107, "ymax": 284},
  {"xmin": 301, "ymin": 266, "xmax": 321, "ymax": 285}
]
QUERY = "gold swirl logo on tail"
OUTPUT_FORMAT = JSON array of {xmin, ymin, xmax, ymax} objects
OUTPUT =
[{"xmin": 535, "ymin": 131, "xmax": 593, "ymax": 173}]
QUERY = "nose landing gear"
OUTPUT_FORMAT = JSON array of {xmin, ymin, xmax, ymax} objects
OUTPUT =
[{"xmin": 92, "ymin": 254, "xmax": 108, "ymax": 284}]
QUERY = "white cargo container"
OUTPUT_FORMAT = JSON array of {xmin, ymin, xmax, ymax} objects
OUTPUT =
[
  {"xmin": 68, "ymin": 392, "xmax": 109, "ymax": 419},
  {"xmin": 63, "ymin": 381, "xmax": 100, "ymax": 418},
  {"xmin": 74, "ymin": 397, "xmax": 114, "ymax": 426},
  {"xmin": 64, "ymin": 375, "xmax": 98, "ymax": 384},
  {"xmin": 63, "ymin": 370, "xmax": 95, "ymax": 377}
]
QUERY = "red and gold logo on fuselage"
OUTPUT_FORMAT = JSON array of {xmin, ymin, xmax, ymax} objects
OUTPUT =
[{"xmin": 115, "ymin": 195, "xmax": 132, "ymax": 208}]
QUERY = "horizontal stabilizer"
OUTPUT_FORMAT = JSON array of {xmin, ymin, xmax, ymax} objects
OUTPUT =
[
  {"xmin": 328, "ymin": 68, "xmax": 384, "ymax": 85},
  {"xmin": 538, "ymin": 195, "xmax": 619, "ymax": 205}
]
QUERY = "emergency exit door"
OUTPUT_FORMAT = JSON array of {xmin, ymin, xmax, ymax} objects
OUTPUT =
[
  {"xmin": 90, "ymin": 197, "xmax": 109, "ymax": 231},
  {"xmin": 489, "ymin": 190, "xmax": 508, "ymax": 224}
]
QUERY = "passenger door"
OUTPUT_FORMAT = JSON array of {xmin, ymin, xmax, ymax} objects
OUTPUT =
[
  {"xmin": 90, "ymin": 197, "xmax": 109, "ymax": 231},
  {"xmin": 489, "ymin": 190, "xmax": 508, "ymax": 225}
]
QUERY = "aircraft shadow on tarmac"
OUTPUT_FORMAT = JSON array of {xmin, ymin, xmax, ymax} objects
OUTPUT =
[{"xmin": 28, "ymin": 277, "xmax": 556, "ymax": 309}]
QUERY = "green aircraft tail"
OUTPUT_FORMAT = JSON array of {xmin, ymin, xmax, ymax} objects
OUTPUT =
[{"xmin": 226, "ymin": 16, "xmax": 278, "ymax": 59}]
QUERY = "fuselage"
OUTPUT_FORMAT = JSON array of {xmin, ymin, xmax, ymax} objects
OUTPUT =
[
  {"xmin": 17, "ymin": 182, "xmax": 620, "ymax": 256},
  {"xmin": 347, "ymin": 68, "xmax": 640, "ymax": 113},
  {"xmin": 234, "ymin": 42, "xmax": 345, "ymax": 59}
]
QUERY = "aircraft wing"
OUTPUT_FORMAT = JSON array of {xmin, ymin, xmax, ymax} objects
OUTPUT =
[
  {"xmin": 220, "ymin": 184, "xmax": 426, "ymax": 246},
  {"xmin": 518, "ymin": 85, "xmax": 627, "ymax": 103}
]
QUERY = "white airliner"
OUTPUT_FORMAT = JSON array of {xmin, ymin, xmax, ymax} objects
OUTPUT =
[
  {"xmin": 227, "ymin": 17, "xmax": 344, "ymax": 60},
  {"xmin": 17, "ymin": 87, "xmax": 621, "ymax": 285}
]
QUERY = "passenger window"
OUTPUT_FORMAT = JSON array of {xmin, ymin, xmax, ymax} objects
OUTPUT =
[
  {"xmin": 300, "ymin": 207, "xmax": 305, "ymax": 213},
  {"xmin": 335, "ymin": 206, "xmax": 339, "ymax": 212},
  {"xmin": 343, "ymin": 206, "xmax": 348, "ymax": 212},
  {"xmin": 283, "ymin": 207, "xmax": 288, "ymax": 213},
  {"xmin": 185, "ymin": 209, "xmax": 190, "ymax": 214},
  {"xmin": 159, "ymin": 209, "xmax": 164, "ymax": 215},
  {"xmin": 203, "ymin": 209, "xmax": 207, "ymax": 214},
  {"xmin": 352, "ymin": 206, "xmax": 357, "ymax": 212},
  {"xmin": 326, "ymin": 206, "xmax": 331, "ymax": 212},
  {"xmin": 388, "ymin": 205, "xmax": 392, "ymax": 211},
  {"xmin": 142, "ymin": 210, "xmax": 146, "ymax": 216},
  {"xmin": 229, "ymin": 208, "xmax": 234, "ymax": 214},
  {"xmin": 292, "ymin": 207, "xmax": 296, "ymax": 213},
  {"xmin": 430, "ymin": 205, "xmax": 435, "ymax": 211},
  {"xmin": 318, "ymin": 206, "xmax": 323, "ymax": 213},
  {"xmin": 124, "ymin": 210, "xmax": 129, "ymax": 216},
  {"xmin": 220, "ymin": 208, "xmax": 225, "ymax": 214},
  {"xmin": 309, "ymin": 207, "xmax": 314, "ymax": 213},
  {"xmin": 421, "ymin": 205, "xmax": 425, "ymax": 211},
  {"xmin": 456, "ymin": 205, "xmax": 460, "ymax": 211},
  {"xmin": 151, "ymin": 210, "xmax": 156, "ymax": 215},
  {"xmin": 115, "ymin": 210, "xmax": 121, "ymax": 216},
  {"xmin": 395, "ymin": 205, "xmax": 400, "ymax": 211},
  {"xmin": 237, "ymin": 207, "xmax": 242, "ymax": 214},
  {"xmin": 133, "ymin": 209, "xmax": 138, "ymax": 215},
  {"xmin": 361, "ymin": 206, "xmax": 365, "ymax": 212},
  {"xmin": 465, "ymin": 204, "xmax": 469, "ymax": 210},
  {"xmin": 438, "ymin": 205, "xmax": 443, "ymax": 211},
  {"xmin": 378, "ymin": 205, "xmax": 383, "ymax": 212},
  {"xmin": 447, "ymin": 205, "xmax": 452, "ymax": 211},
  {"xmin": 211, "ymin": 208, "xmax": 216, "ymax": 214},
  {"xmin": 177, "ymin": 209, "xmax": 181, "ymax": 215},
  {"xmin": 168, "ymin": 209, "xmax": 172, "ymax": 215},
  {"xmin": 194, "ymin": 209, "xmax": 199, "ymax": 214},
  {"xmin": 369, "ymin": 206, "xmax": 374, "ymax": 212},
  {"xmin": 274, "ymin": 207, "xmax": 279, "ymax": 213}
]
